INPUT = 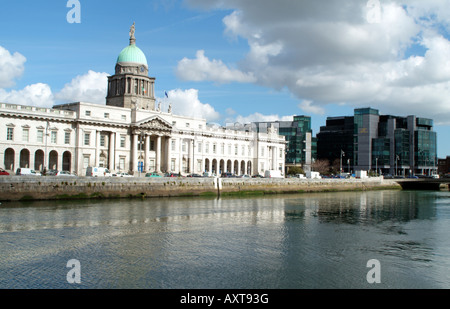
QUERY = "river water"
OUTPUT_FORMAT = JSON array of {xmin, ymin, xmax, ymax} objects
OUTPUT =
[{"xmin": 1, "ymin": 190, "xmax": 450, "ymax": 289}]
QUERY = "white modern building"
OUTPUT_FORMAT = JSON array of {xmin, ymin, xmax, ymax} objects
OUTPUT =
[{"xmin": 0, "ymin": 26, "xmax": 286, "ymax": 176}]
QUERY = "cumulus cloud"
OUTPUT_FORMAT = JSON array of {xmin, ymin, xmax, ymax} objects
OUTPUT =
[
  {"xmin": 54, "ymin": 70, "xmax": 109, "ymax": 104},
  {"xmin": 0, "ymin": 46, "xmax": 26, "ymax": 88},
  {"xmin": 182, "ymin": 0, "xmax": 450, "ymax": 124},
  {"xmin": 176, "ymin": 50, "xmax": 256, "ymax": 83},
  {"xmin": 163, "ymin": 88, "xmax": 220, "ymax": 122},
  {"xmin": 226, "ymin": 112, "xmax": 294, "ymax": 125},
  {"xmin": 0, "ymin": 83, "xmax": 54, "ymax": 107}
]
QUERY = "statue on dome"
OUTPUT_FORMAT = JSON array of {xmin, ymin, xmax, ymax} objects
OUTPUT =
[{"xmin": 129, "ymin": 22, "xmax": 136, "ymax": 44}]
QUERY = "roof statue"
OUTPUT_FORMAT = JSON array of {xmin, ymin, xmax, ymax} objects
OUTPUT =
[{"xmin": 129, "ymin": 22, "xmax": 136, "ymax": 45}]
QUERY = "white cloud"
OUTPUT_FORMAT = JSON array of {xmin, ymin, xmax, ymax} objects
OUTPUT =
[
  {"xmin": 55, "ymin": 70, "xmax": 109, "ymax": 104},
  {"xmin": 0, "ymin": 66, "xmax": 109, "ymax": 108},
  {"xmin": 0, "ymin": 83, "xmax": 54, "ymax": 107},
  {"xmin": 176, "ymin": 50, "xmax": 256, "ymax": 84},
  {"xmin": 0, "ymin": 46, "xmax": 26, "ymax": 88},
  {"xmin": 163, "ymin": 88, "xmax": 220, "ymax": 122},
  {"xmin": 183, "ymin": 0, "xmax": 450, "ymax": 124},
  {"xmin": 227, "ymin": 112, "xmax": 294, "ymax": 125}
]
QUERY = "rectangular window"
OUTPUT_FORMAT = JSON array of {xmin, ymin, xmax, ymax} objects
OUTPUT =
[
  {"xmin": 221, "ymin": 143, "xmax": 225, "ymax": 155},
  {"xmin": 83, "ymin": 156, "xmax": 90, "ymax": 168},
  {"xmin": 85, "ymin": 111, "xmax": 91, "ymax": 117},
  {"xmin": 51, "ymin": 131, "xmax": 57, "ymax": 144},
  {"xmin": 261, "ymin": 146, "xmax": 265, "ymax": 157},
  {"xmin": 104, "ymin": 113, "xmax": 110, "ymax": 119},
  {"xmin": 171, "ymin": 159, "xmax": 176, "ymax": 171},
  {"xmin": 242, "ymin": 145, "xmax": 245, "ymax": 156},
  {"xmin": 213, "ymin": 144, "xmax": 217, "ymax": 154},
  {"xmin": 205, "ymin": 143, "xmax": 209, "ymax": 154},
  {"xmin": 119, "ymin": 157, "xmax": 126, "ymax": 171},
  {"xmin": 7, "ymin": 128, "xmax": 13, "ymax": 141},
  {"xmin": 121, "ymin": 115, "xmax": 127, "ymax": 121},
  {"xmin": 280, "ymin": 148, "xmax": 283, "ymax": 159},
  {"xmin": 100, "ymin": 135, "xmax": 106, "ymax": 147},
  {"xmin": 22, "ymin": 129, "xmax": 29, "ymax": 142},
  {"xmin": 65, "ymin": 132, "xmax": 71, "ymax": 145},
  {"xmin": 84, "ymin": 133, "xmax": 90, "ymax": 146},
  {"xmin": 182, "ymin": 141, "xmax": 187, "ymax": 153},
  {"xmin": 198, "ymin": 142, "xmax": 202, "ymax": 153},
  {"xmin": 186, "ymin": 123, "xmax": 190, "ymax": 128},
  {"xmin": 171, "ymin": 140, "xmax": 176, "ymax": 152},
  {"xmin": 37, "ymin": 130, "xmax": 44, "ymax": 143},
  {"xmin": 228, "ymin": 144, "xmax": 231, "ymax": 155},
  {"xmin": 149, "ymin": 160, "xmax": 156, "ymax": 171},
  {"xmin": 120, "ymin": 135, "xmax": 126, "ymax": 148},
  {"xmin": 235, "ymin": 145, "xmax": 238, "ymax": 156}
]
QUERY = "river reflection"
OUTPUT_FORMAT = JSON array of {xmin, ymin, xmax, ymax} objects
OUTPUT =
[{"xmin": 1, "ymin": 190, "xmax": 449, "ymax": 289}]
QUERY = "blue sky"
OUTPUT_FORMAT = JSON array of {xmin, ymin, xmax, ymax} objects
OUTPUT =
[{"xmin": 1, "ymin": 0, "xmax": 449, "ymax": 157}]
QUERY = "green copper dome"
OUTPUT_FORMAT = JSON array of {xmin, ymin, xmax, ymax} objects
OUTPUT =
[{"xmin": 117, "ymin": 43, "xmax": 148, "ymax": 66}]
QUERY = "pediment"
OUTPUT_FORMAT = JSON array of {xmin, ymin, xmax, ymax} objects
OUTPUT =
[{"xmin": 133, "ymin": 116, "xmax": 173, "ymax": 133}]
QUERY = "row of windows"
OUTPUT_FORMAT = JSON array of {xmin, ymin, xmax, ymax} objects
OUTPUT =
[
  {"xmin": 6, "ymin": 128, "xmax": 283, "ymax": 159},
  {"xmin": 84, "ymin": 110, "xmax": 127, "ymax": 121},
  {"xmin": 6, "ymin": 127, "xmax": 71, "ymax": 145}
]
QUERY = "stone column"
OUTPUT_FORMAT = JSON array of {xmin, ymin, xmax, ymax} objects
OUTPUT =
[
  {"xmin": 145, "ymin": 134, "xmax": 150, "ymax": 172},
  {"xmin": 109, "ymin": 132, "xmax": 115, "ymax": 171},
  {"xmin": 272, "ymin": 146, "xmax": 277, "ymax": 170},
  {"xmin": 166, "ymin": 137, "xmax": 172, "ymax": 172},
  {"xmin": 156, "ymin": 135, "xmax": 162, "ymax": 173},
  {"xmin": 95, "ymin": 131, "xmax": 101, "ymax": 167},
  {"xmin": 189, "ymin": 139, "xmax": 194, "ymax": 173},
  {"xmin": 132, "ymin": 133, "xmax": 138, "ymax": 173}
]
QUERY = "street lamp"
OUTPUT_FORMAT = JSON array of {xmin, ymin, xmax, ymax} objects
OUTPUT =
[
  {"xmin": 375, "ymin": 157, "xmax": 378, "ymax": 177},
  {"xmin": 340, "ymin": 150, "xmax": 345, "ymax": 176},
  {"xmin": 395, "ymin": 155, "xmax": 399, "ymax": 177}
]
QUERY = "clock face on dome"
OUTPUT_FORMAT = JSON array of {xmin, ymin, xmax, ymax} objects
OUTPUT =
[{"xmin": 140, "ymin": 66, "xmax": 145, "ymax": 73}]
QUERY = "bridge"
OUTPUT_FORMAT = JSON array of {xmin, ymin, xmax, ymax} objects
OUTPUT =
[{"xmin": 395, "ymin": 178, "xmax": 450, "ymax": 191}]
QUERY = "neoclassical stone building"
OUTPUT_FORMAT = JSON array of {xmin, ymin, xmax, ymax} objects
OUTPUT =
[{"xmin": 0, "ymin": 26, "xmax": 286, "ymax": 176}]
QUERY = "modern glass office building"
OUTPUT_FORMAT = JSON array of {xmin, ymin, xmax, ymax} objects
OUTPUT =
[
  {"xmin": 317, "ymin": 108, "xmax": 437, "ymax": 176},
  {"xmin": 253, "ymin": 116, "xmax": 316, "ymax": 173}
]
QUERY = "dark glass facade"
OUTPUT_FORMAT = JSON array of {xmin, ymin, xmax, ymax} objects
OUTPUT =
[{"xmin": 317, "ymin": 108, "xmax": 437, "ymax": 176}]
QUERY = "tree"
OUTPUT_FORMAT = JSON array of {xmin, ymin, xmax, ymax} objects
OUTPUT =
[
  {"xmin": 312, "ymin": 159, "xmax": 330, "ymax": 174},
  {"xmin": 288, "ymin": 166, "xmax": 305, "ymax": 175}
]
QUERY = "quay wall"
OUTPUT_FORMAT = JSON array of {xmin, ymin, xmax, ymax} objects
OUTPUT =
[{"xmin": 0, "ymin": 176, "xmax": 401, "ymax": 201}]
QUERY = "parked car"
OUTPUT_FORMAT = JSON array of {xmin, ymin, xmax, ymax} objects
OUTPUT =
[
  {"xmin": 252, "ymin": 174, "xmax": 264, "ymax": 178},
  {"xmin": 164, "ymin": 173, "xmax": 182, "ymax": 178},
  {"xmin": 16, "ymin": 168, "xmax": 41, "ymax": 176},
  {"xmin": 202, "ymin": 172, "xmax": 216, "ymax": 178},
  {"xmin": 0, "ymin": 168, "xmax": 10, "ymax": 176},
  {"xmin": 145, "ymin": 172, "xmax": 162, "ymax": 178},
  {"xmin": 187, "ymin": 173, "xmax": 202, "ymax": 178},
  {"xmin": 86, "ymin": 167, "xmax": 112, "ymax": 177},
  {"xmin": 237, "ymin": 174, "xmax": 251, "ymax": 178},
  {"xmin": 221, "ymin": 172, "xmax": 235, "ymax": 178},
  {"xmin": 264, "ymin": 170, "xmax": 284, "ymax": 178},
  {"xmin": 112, "ymin": 172, "xmax": 133, "ymax": 178},
  {"xmin": 55, "ymin": 171, "xmax": 76, "ymax": 177}
]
